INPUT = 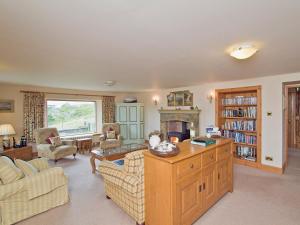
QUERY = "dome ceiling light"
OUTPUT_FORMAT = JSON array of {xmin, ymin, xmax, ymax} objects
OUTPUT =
[{"xmin": 229, "ymin": 44, "xmax": 258, "ymax": 60}]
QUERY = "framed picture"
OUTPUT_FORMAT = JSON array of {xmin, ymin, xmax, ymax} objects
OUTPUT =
[
  {"xmin": 0, "ymin": 99, "xmax": 14, "ymax": 113},
  {"xmin": 175, "ymin": 92, "xmax": 184, "ymax": 106},
  {"xmin": 167, "ymin": 93, "xmax": 175, "ymax": 106},
  {"xmin": 183, "ymin": 91, "xmax": 193, "ymax": 106}
]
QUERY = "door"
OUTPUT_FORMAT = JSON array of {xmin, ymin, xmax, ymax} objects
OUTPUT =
[
  {"xmin": 217, "ymin": 159, "xmax": 229, "ymax": 197},
  {"xmin": 202, "ymin": 164, "xmax": 217, "ymax": 209},
  {"xmin": 288, "ymin": 89, "xmax": 300, "ymax": 149},
  {"xmin": 176, "ymin": 173, "xmax": 204, "ymax": 225}
]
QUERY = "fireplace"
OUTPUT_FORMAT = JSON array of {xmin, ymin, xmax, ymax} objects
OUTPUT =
[
  {"xmin": 159, "ymin": 109, "xmax": 200, "ymax": 142},
  {"xmin": 167, "ymin": 120, "xmax": 190, "ymax": 142}
]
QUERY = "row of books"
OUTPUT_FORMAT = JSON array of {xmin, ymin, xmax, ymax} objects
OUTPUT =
[
  {"xmin": 222, "ymin": 107, "xmax": 256, "ymax": 118},
  {"xmin": 222, "ymin": 131, "xmax": 257, "ymax": 145},
  {"xmin": 222, "ymin": 96, "xmax": 257, "ymax": 105},
  {"xmin": 236, "ymin": 146, "xmax": 257, "ymax": 162},
  {"xmin": 222, "ymin": 120, "xmax": 256, "ymax": 131}
]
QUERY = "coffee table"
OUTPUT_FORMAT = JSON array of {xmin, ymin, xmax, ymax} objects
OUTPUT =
[{"xmin": 90, "ymin": 143, "xmax": 148, "ymax": 173}]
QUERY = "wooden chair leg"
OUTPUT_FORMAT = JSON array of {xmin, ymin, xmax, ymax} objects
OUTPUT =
[{"xmin": 106, "ymin": 195, "xmax": 111, "ymax": 199}]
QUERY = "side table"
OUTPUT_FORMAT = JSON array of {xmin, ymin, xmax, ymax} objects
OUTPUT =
[
  {"xmin": 1, "ymin": 145, "xmax": 33, "ymax": 161},
  {"xmin": 76, "ymin": 138, "xmax": 92, "ymax": 154}
]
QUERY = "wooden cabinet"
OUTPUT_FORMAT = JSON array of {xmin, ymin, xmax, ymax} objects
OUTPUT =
[
  {"xmin": 1, "ymin": 145, "xmax": 33, "ymax": 161},
  {"xmin": 115, "ymin": 103, "xmax": 144, "ymax": 144},
  {"xmin": 176, "ymin": 173, "xmax": 203, "ymax": 225},
  {"xmin": 144, "ymin": 139, "xmax": 233, "ymax": 225}
]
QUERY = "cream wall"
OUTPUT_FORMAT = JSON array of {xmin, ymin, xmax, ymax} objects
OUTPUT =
[
  {"xmin": 135, "ymin": 72, "xmax": 300, "ymax": 168},
  {"xmin": 0, "ymin": 82, "xmax": 132, "ymax": 139}
]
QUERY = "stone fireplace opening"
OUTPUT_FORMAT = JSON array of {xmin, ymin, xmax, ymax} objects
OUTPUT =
[
  {"xmin": 167, "ymin": 120, "xmax": 190, "ymax": 142},
  {"xmin": 159, "ymin": 109, "xmax": 200, "ymax": 142}
]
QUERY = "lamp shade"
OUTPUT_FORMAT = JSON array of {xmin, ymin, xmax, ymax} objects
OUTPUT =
[
  {"xmin": 230, "ymin": 44, "xmax": 258, "ymax": 60},
  {"xmin": 0, "ymin": 124, "xmax": 16, "ymax": 136}
]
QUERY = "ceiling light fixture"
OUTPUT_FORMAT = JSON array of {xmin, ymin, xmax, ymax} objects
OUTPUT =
[
  {"xmin": 104, "ymin": 80, "xmax": 116, "ymax": 86},
  {"xmin": 229, "ymin": 44, "xmax": 258, "ymax": 60}
]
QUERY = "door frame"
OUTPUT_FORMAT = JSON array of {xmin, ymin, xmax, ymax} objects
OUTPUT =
[{"xmin": 283, "ymin": 81, "xmax": 300, "ymax": 170}]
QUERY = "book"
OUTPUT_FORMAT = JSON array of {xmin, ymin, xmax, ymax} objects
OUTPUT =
[{"xmin": 191, "ymin": 137, "xmax": 216, "ymax": 147}]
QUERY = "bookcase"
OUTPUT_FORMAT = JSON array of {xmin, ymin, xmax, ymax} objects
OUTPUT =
[{"xmin": 215, "ymin": 86, "xmax": 261, "ymax": 168}]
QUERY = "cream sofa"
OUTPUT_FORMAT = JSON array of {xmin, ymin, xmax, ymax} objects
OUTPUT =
[
  {"xmin": 99, "ymin": 150, "xmax": 145, "ymax": 225},
  {"xmin": 0, "ymin": 158, "xmax": 69, "ymax": 225},
  {"xmin": 34, "ymin": 128, "xmax": 77, "ymax": 162}
]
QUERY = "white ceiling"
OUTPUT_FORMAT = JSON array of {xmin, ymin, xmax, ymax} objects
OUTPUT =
[{"xmin": 0, "ymin": 0, "xmax": 300, "ymax": 91}]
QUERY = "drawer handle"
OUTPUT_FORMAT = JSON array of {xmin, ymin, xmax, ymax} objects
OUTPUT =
[
  {"xmin": 190, "ymin": 164, "xmax": 194, "ymax": 169},
  {"xmin": 210, "ymin": 154, "xmax": 214, "ymax": 159}
]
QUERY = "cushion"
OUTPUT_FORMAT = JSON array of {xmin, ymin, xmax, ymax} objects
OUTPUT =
[
  {"xmin": 0, "ymin": 156, "xmax": 24, "ymax": 184},
  {"xmin": 29, "ymin": 158, "xmax": 49, "ymax": 171},
  {"xmin": 49, "ymin": 136, "xmax": 63, "ymax": 147},
  {"xmin": 15, "ymin": 159, "xmax": 38, "ymax": 176},
  {"xmin": 45, "ymin": 132, "xmax": 56, "ymax": 144},
  {"xmin": 106, "ymin": 131, "xmax": 116, "ymax": 139}
]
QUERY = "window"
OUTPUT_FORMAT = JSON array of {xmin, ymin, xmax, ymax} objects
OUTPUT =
[{"xmin": 47, "ymin": 100, "xmax": 97, "ymax": 136}]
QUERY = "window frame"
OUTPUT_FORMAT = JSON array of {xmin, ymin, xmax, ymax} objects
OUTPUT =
[{"xmin": 45, "ymin": 99, "xmax": 98, "ymax": 137}]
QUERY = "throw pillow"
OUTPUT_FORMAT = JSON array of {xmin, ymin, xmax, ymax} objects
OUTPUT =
[
  {"xmin": 45, "ymin": 133, "xmax": 56, "ymax": 144},
  {"xmin": 106, "ymin": 131, "xmax": 116, "ymax": 139},
  {"xmin": 15, "ymin": 159, "xmax": 38, "ymax": 176},
  {"xmin": 29, "ymin": 158, "xmax": 49, "ymax": 171},
  {"xmin": 0, "ymin": 156, "xmax": 24, "ymax": 184},
  {"xmin": 49, "ymin": 136, "xmax": 63, "ymax": 147}
]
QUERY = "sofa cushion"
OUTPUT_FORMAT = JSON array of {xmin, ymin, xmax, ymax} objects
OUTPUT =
[
  {"xmin": 29, "ymin": 158, "xmax": 49, "ymax": 171},
  {"xmin": 107, "ymin": 131, "xmax": 116, "ymax": 139},
  {"xmin": 15, "ymin": 159, "xmax": 38, "ymax": 176},
  {"xmin": 0, "ymin": 156, "xmax": 24, "ymax": 184},
  {"xmin": 45, "ymin": 132, "xmax": 56, "ymax": 144},
  {"xmin": 49, "ymin": 136, "xmax": 63, "ymax": 147}
]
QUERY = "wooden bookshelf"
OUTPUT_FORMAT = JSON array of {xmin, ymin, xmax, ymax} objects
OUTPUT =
[{"xmin": 215, "ymin": 86, "xmax": 262, "ymax": 168}]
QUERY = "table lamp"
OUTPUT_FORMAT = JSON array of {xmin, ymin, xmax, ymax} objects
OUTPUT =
[{"xmin": 0, "ymin": 124, "xmax": 16, "ymax": 149}]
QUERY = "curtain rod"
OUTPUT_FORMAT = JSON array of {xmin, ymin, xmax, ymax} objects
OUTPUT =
[{"xmin": 20, "ymin": 90, "xmax": 115, "ymax": 98}]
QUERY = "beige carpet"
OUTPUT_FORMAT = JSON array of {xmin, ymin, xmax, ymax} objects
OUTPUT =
[{"xmin": 18, "ymin": 154, "xmax": 300, "ymax": 225}]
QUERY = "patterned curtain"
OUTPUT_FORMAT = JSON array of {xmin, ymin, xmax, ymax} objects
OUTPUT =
[
  {"xmin": 102, "ymin": 96, "xmax": 115, "ymax": 123},
  {"xmin": 23, "ymin": 92, "xmax": 45, "ymax": 142}
]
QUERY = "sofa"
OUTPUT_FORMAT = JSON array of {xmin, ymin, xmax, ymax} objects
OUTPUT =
[
  {"xmin": 99, "ymin": 150, "xmax": 145, "ymax": 225},
  {"xmin": 100, "ymin": 123, "xmax": 122, "ymax": 150},
  {"xmin": 34, "ymin": 128, "xmax": 77, "ymax": 162},
  {"xmin": 0, "ymin": 157, "xmax": 69, "ymax": 225}
]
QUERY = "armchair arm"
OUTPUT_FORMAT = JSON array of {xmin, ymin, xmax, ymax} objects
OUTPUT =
[
  {"xmin": 0, "ymin": 179, "xmax": 25, "ymax": 201},
  {"xmin": 36, "ymin": 144, "xmax": 55, "ymax": 152},
  {"xmin": 99, "ymin": 134, "xmax": 106, "ymax": 141},
  {"xmin": 62, "ymin": 139, "xmax": 76, "ymax": 146},
  {"xmin": 99, "ymin": 161, "xmax": 141, "ymax": 194},
  {"xmin": 117, "ymin": 134, "xmax": 121, "ymax": 140},
  {"xmin": 25, "ymin": 167, "xmax": 68, "ymax": 200}
]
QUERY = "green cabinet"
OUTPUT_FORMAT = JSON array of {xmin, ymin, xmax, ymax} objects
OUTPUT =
[{"xmin": 116, "ymin": 103, "xmax": 145, "ymax": 144}]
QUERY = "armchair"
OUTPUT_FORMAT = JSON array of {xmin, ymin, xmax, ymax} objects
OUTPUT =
[
  {"xmin": 100, "ymin": 123, "xmax": 122, "ymax": 151},
  {"xmin": 0, "ymin": 158, "xmax": 69, "ymax": 225},
  {"xmin": 99, "ymin": 150, "xmax": 145, "ymax": 225},
  {"xmin": 34, "ymin": 128, "xmax": 77, "ymax": 162}
]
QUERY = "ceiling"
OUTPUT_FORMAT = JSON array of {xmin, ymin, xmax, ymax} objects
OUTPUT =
[{"xmin": 0, "ymin": 0, "xmax": 300, "ymax": 91}]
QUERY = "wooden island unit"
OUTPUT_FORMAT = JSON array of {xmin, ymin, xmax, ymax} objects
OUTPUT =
[{"xmin": 144, "ymin": 138, "xmax": 233, "ymax": 225}]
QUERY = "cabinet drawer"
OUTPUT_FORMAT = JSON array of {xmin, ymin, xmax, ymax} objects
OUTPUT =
[
  {"xmin": 176, "ymin": 156, "xmax": 201, "ymax": 178},
  {"xmin": 217, "ymin": 144, "xmax": 231, "ymax": 161},
  {"xmin": 202, "ymin": 149, "xmax": 216, "ymax": 168}
]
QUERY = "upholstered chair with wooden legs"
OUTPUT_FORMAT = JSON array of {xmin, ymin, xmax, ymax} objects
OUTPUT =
[{"xmin": 99, "ymin": 150, "xmax": 146, "ymax": 225}]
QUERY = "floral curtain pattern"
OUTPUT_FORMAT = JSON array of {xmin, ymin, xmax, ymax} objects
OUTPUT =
[
  {"xmin": 102, "ymin": 96, "xmax": 115, "ymax": 123},
  {"xmin": 23, "ymin": 92, "xmax": 45, "ymax": 142}
]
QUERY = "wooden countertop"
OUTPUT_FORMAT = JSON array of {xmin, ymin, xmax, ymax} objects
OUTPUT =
[{"xmin": 144, "ymin": 138, "xmax": 232, "ymax": 164}]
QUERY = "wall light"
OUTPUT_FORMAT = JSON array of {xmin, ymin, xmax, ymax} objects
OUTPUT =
[
  {"xmin": 229, "ymin": 44, "xmax": 258, "ymax": 60},
  {"xmin": 152, "ymin": 96, "xmax": 159, "ymax": 105},
  {"xmin": 207, "ymin": 91, "xmax": 215, "ymax": 103}
]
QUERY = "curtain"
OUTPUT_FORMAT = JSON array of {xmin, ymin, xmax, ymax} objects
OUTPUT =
[
  {"xmin": 23, "ymin": 92, "xmax": 45, "ymax": 142},
  {"xmin": 102, "ymin": 96, "xmax": 115, "ymax": 123}
]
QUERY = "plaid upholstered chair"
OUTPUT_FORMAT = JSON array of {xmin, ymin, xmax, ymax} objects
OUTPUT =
[
  {"xmin": 99, "ymin": 150, "xmax": 146, "ymax": 225},
  {"xmin": 100, "ymin": 123, "xmax": 122, "ymax": 151}
]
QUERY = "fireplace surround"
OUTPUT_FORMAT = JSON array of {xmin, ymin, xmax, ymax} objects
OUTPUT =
[{"xmin": 159, "ymin": 109, "xmax": 200, "ymax": 141}]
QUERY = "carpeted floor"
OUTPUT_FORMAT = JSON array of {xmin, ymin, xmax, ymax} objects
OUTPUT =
[{"xmin": 18, "ymin": 153, "xmax": 300, "ymax": 225}]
